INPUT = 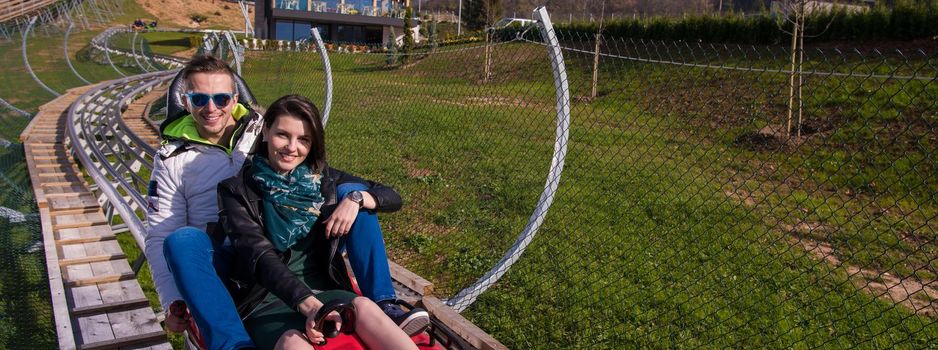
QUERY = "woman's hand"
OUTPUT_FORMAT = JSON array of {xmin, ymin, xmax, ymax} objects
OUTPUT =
[
  {"xmin": 323, "ymin": 191, "xmax": 374, "ymax": 238},
  {"xmin": 298, "ymin": 295, "xmax": 342, "ymax": 344},
  {"xmin": 304, "ymin": 310, "xmax": 342, "ymax": 345}
]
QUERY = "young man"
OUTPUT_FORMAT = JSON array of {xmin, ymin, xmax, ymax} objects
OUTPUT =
[{"xmin": 145, "ymin": 55, "xmax": 428, "ymax": 350}]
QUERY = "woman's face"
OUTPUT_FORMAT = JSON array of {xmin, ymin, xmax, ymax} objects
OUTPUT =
[{"xmin": 263, "ymin": 114, "xmax": 313, "ymax": 174}]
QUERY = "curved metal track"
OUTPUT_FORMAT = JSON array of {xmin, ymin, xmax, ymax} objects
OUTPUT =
[
  {"xmin": 311, "ymin": 27, "xmax": 333, "ymax": 125},
  {"xmin": 445, "ymin": 6, "xmax": 570, "ymax": 313},
  {"xmin": 131, "ymin": 32, "xmax": 151, "ymax": 72},
  {"xmin": 101, "ymin": 28, "xmax": 127, "ymax": 77},
  {"xmin": 64, "ymin": 22, "xmax": 92, "ymax": 85},
  {"xmin": 67, "ymin": 69, "xmax": 176, "ymax": 251},
  {"xmin": 22, "ymin": 16, "xmax": 61, "ymax": 96}
]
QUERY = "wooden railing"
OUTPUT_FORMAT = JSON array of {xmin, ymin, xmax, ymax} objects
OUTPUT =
[{"xmin": 0, "ymin": 0, "xmax": 57, "ymax": 22}]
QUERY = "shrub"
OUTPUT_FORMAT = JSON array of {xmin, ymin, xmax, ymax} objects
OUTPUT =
[
  {"xmin": 555, "ymin": 2, "xmax": 938, "ymax": 44},
  {"xmin": 189, "ymin": 14, "xmax": 208, "ymax": 23}
]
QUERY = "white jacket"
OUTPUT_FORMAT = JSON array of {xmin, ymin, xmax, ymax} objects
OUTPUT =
[{"xmin": 145, "ymin": 105, "xmax": 262, "ymax": 310}]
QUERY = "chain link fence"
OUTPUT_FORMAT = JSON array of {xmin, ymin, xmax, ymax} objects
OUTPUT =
[
  {"xmin": 0, "ymin": 1, "xmax": 140, "ymax": 348},
  {"xmin": 242, "ymin": 18, "xmax": 936, "ymax": 347}
]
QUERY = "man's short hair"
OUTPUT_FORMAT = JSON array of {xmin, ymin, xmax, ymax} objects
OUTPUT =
[{"xmin": 181, "ymin": 55, "xmax": 236, "ymax": 92}]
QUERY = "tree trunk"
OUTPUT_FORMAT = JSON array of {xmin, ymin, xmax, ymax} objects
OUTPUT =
[
  {"xmin": 786, "ymin": 14, "xmax": 800, "ymax": 139},
  {"xmin": 591, "ymin": 32, "xmax": 602, "ymax": 99},
  {"xmin": 483, "ymin": 30, "xmax": 492, "ymax": 83},
  {"xmin": 590, "ymin": 0, "xmax": 606, "ymax": 100},
  {"xmin": 796, "ymin": 28, "xmax": 804, "ymax": 138}
]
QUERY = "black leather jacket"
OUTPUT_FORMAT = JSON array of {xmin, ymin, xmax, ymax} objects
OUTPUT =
[{"xmin": 215, "ymin": 157, "xmax": 403, "ymax": 317}]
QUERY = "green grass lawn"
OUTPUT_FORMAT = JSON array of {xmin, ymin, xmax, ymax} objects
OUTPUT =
[
  {"xmin": 1, "ymin": 6, "xmax": 935, "ymax": 347},
  {"xmin": 110, "ymin": 31, "xmax": 198, "ymax": 57},
  {"xmin": 0, "ymin": 0, "xmax": 186, "ymax": 348},
  {"xmin": 242, "ymin": 41, "xmax": 937, "ymax": 348}
]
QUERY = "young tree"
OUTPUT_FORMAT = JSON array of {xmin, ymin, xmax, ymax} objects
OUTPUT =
[
  {"xmin": 776, "ymin": 0, "xmax": 836, "ymax": 139},
  {"xmin": 462, "ymin": 0, "xmax": 503, "ymax": 31},
  {"xmin": 386, "ymin": 26, "xmax": 399, "ymax": 66},
  {"xmin": 591, "ymin": 0, "xmax": 607, "ymax": 99},
  {"xmin": 480, "ymin": 0, "xmax": 502, "ymax": 83},
  {"xmin": 403, "ymin": 7, "xmax": 416, "ymax": 51}
]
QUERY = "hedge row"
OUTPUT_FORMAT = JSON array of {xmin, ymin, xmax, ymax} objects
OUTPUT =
[{"xmin": 554, "ymin": 1, "xmax": 938, "ymax": 45}]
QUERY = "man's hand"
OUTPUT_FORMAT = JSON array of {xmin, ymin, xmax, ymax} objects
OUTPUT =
[{"xmin": 166, "ymin": 300, "xmax": 192, "ymax": 333}]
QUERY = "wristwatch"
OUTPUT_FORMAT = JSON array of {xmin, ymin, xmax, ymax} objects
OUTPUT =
[{"xmin": 348, "ymin": 191, "xmax": 364, "ymax": 208}]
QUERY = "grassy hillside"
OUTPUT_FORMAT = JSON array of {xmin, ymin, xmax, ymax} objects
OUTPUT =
[{"xmin": 241, "ymin": 40, "xmax": 937, "ymax": 348}]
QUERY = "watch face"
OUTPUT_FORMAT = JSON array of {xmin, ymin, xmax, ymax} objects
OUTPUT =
[{"xmin": 350, "ymin": 191, "xmax": 363, "ymax": 202}]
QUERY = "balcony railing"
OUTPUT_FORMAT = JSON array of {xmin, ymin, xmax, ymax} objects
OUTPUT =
[{"xmin": 274, "ymin": 0, "xmax": 406, "ymax": 19}]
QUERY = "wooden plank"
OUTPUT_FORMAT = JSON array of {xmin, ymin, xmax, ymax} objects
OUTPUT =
[
  {"xmin": 45, "ymin": 192, "xmax": 84, "ymax": 198},
  {"xmin": 70, "ymin": 298, "xmax": 150, "ymax": 317},
  {"xmin": 49, "ymin": 205, "xmax": 100, "ymax": 216},
  {"xmin": 41, "ymin": 181, "xmax": 76, "ymax": 187},
  {"xmin": 59, "ymin": 254, "xmax": 126, "ymax": 267},
  {"xmin": 107, "ymin": 309, "xmax": 166, "ymax": 342},
  {"xmin": 53, "ymin": 212, "xmax": 108, "ymax": 230},
  {"xmin": 389, "ymin": 260, "xmax": 434, "ymax": 296},
  {"xmin": 75, "ymin": 314, "xmax": 116, "ymax": 346},
  {"xmin": 77, "ymin": 331, "xmax": 167, "ymax": 350},
  {"xmin": 420, "ymin": 296, "xmax": 507, "ymax": 350},
  {"xmin": 64, "ymin": 273, "xmax": 136, "ymax": 288},
  {"xmin": 56, "ymin": 235, "xmax": 116, "ymax": 246},
  {"xmin": 102, "ymin": 279, "xmax": 167, "ymax": 345},
  {"xmin": 35, "ymin": 207, "xmax": 77, "ymax": 350}
]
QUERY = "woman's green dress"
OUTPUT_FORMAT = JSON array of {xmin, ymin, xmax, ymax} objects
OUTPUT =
[{"xmin": 242, "ymin": 233, "xmax": 357, "ymax": 349}]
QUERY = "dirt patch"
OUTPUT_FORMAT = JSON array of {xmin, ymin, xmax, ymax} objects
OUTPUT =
[
  {"xmin": 134, "ymin": 0, "xmax": 247, "ymax": 29},
  {"xmin": 723, "ymin": 187, "xmax": 757, "ymax": 207},
  {"xmin": 172, "ymin": 46, "xmax": 199, "ymax": 60},
  {"xmin": 431, "ymin": 96, "xmax": 547, "ymax": 109},
  {"xmin": 792, "ymin": 237, "xmax": 938, "ymax": 317},
  {"xmin": 722, "ymin": 171, "xmax": 938, "ymax": 316},
  {"xmin": 403, "ymin": 158, "xmax": 436, "ymax": 178}
]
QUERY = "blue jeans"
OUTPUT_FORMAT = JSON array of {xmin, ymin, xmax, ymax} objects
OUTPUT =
[
  {"xmin": 163, "ymin": 183, "xmax": 397, "ymax": 349},
  {"xmin": 336, "ymin": 182, "xmax": 397, "ymax": 303},
  {"xmin": 164, "ymin": 227, "xmax": 253, "ymax": 350}
]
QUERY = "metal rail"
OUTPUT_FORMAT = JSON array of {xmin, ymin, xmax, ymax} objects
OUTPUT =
[
  {"xmin": 21, "ymin": 16, "xmax": 61, "ymax": 96},
  {"xmin": 66, "ymin": 70, "xmax": 176, "ymax": 253},
  {"xmin": 311, "ymin": 27, "xmax": 333, "ymax": 125},
  {"xmin": 445, "ymin": 6, "xmax": 570, "ymax": 313},
  {"xmin": 63, "ymin": 21, "xmax": 92, "ymax": 85}
]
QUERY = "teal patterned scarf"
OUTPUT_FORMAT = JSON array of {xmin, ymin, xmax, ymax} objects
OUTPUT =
[{"xmin": 251, "ymin": 156, "xmax": 325, "ymax": 251}]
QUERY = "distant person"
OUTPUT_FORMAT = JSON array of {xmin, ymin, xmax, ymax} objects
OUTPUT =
[{"xmin": 150, "ymin": 20, "xmax": 158, "ymax": 29}]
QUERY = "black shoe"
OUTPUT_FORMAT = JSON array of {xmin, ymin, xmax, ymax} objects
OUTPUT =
[{"xmin": 379, "ymin": 300, "xmax": 430, "ymax": 336}]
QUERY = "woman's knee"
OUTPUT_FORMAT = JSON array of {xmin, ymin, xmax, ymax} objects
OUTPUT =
[
  {"xmin": 165, "ymin": 227, "xmax": 210, "ymax": 248},
  {"xmin": 352, "ymin": 297, "xmax": 385, "ymax": 320},
  {"xmin": 275, "ymin": 329, "xmax": 311, "ymax": 350},
  {"xmin": 163, "ymin": 227, "xmax": 211, "ymax": 263}
]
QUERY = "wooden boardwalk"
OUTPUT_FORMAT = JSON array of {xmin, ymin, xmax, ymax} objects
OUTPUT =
[
  {"xmin": 20, "ymin": 87, "xmax": 170, "ymax": 350},
  {"xmin": 120, "ymin": 84, "xmax": 165, "ymax": 149}
]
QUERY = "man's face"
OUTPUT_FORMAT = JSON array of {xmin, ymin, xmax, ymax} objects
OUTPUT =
[{"xmin": 185, "ymin": 72, "xmax": 238, "ymax": 144}]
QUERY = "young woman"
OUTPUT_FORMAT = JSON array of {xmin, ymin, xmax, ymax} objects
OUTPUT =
[{"xmin": 216, "ymin": 94, "xmax": 419, "ymax": 350}]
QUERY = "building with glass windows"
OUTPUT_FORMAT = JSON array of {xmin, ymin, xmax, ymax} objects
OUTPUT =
[{"xmin": 255, "ymin": 0, "xmax": 418, "ymax": 46}]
